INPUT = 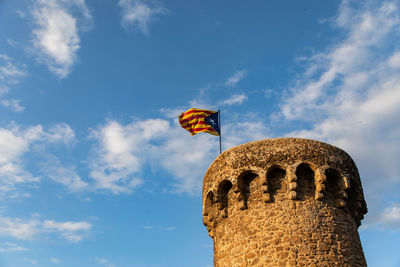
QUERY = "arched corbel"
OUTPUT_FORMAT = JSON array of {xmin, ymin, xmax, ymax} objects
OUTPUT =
[
  {"xmin": 315, "ymin": 165, "xmax": 329, "ymax": 200},
  {"xmin": 286, "ymin": 162, "xmax": 301, "ymax": 200},
  {"xmin": 337, "ymin": 171, "xmax": 350, "ymax": 208}
]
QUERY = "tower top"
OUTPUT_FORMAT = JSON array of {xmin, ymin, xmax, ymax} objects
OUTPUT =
[
  {"xmin": 203, "ymin": 137, "xmax": 367, "ymax": 228},
  {"xmin": 202, "ymin": 138, "xmax": 368, "ymax": 266}
]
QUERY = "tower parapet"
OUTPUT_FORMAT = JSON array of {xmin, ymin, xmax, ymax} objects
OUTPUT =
[{"xmin": 202, "ymin": 138, "xmax": 367, "ymax": 266}]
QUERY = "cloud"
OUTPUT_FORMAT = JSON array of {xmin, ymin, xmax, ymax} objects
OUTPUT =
[
  {"xmin": 275, "ymin": 0, "xmax": 400, "ymax": 226},
  {"xmin": 40, "ymin": 155, "xmax": 88, "ymax": 192},
  {"xmin": 89, "ymin": 119, "xmax": 168, "ymax": 193},
  {"xmin": 43, "ymin": 220, "xmax": 91, "ymax": 242},
  {"xmin": 50, "ymin": 258, "xmax": 60, "ymax": 264},
  {"xmin": 224, "ymin": 69, "xmax": 247, "ymax": 87},
  {"xmin": 219, "ymin": 93, "xmax": 248, "ymax": 106},
  {"xmin": 97, "ymin": 258, "xmax": 115, "ymax": 267},
  {"xmin": 0, "ymin": 217, "xmax": 40, "ymax": 240},
  {"xmin": 280, "ymin": 1, "xmax": 400, "ymax": 120},
  {"xmin": 118, "ymin": 0, "xmax": 167, "ymax": 35},
  {"xmin": 142, "ymin": 225, "xmax": 176, "ymax": 231},
  {"xmin": 24, "ymin": 258, "xmax": 37, "ymax": 265},
  {"xmin": 0, "ymin": 123, "xmax": 77, "ymax": 196},
  {"xmin": 0, "ymin": 215, "xmax": 92, "ymax": 243},
  {"xmin": 31, "ymin": 0, "xmax": 92, "ymax": 78},
  {"xmin": 0, "ymin": 54, "xmax": 27, "ymax": 93},
  {"xmin": 1, "ymin": 99, "xmax": 25, "ymax": 112},
  {"xmin": 45, "ymin": 123, "xmax": 76, "ymax": 144},
  {"xmin": 0, "ymin": 54, "xmax": 27, "ymax": 112},
  {"xmin": 90, "ymin": 112, "xmax": 270, "ymax": 194},
  {"xmin": 0, "ymin": 242, "xmax": 28, "ymax": 253},
  {"xmin": 378, "ymin": 203, "xmax": 400, "ymax": 229},
  {"xmin": 16, "ymin": 10, "xmax": 26, "ymax": 18}
]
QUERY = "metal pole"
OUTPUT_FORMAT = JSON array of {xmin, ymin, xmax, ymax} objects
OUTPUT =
[{"xmin": 218, "ymin": 110, "xmax": 222, "ymax": 154}]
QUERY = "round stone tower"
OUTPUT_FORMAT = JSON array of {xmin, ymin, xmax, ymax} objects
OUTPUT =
[{"xmin": 202, "ymin": 138, "xmax": 367, "ymax": 267}]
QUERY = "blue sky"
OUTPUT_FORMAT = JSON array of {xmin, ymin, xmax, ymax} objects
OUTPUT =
[{"xmin": 0, "ymin": 0, "xmax": 400, "ymax": 266}]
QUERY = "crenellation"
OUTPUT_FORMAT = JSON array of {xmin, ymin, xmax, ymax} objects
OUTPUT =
[{"xmin": 202, "ymin": 138, "xmax": 367, "ymax": 266}]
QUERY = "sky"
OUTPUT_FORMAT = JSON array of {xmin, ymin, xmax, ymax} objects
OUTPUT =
[{"xmin": 0, "ymin": 0, "xmax": 400, "ymax": 266}]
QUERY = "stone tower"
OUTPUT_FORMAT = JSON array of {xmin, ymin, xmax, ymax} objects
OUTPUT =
[{"xmin": 202, "ymin": 138, "xmax": 367, "ymax": 266}]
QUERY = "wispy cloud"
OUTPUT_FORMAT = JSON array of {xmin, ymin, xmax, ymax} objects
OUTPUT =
[
  {"xmin": 0, "ymin": 242, "xmax": 28, "ymax": 253},
  {"xmin": 40, "ymin": 155, "xmax": 88, "ymax": 192},
  {"xmin": 224, "ymin": 69, "xmax": 247, "ymax": 87},
  {"xmin": 118, "ymin": 0, "xmax": 167, "ymax": 35},
  {"xmin": 97, "ymin": 258, "xmax": 115, "ymax": 267},
  {"xmin": 89, "ymin": 119, "xmax": 168, "ymax": 193},
  {"xmin": 1, "ymin": 99, "xmax": 25, "ymax": 112},
  {"xmin": 24, "ymin": 258, "xmax": 37, "ymax": 265},
  {"xmin": 378, "ymin": 203, "xmax": 400, "ymax": 229},
  {"xmin": 0, "ymin": 215, "xmax": 91, "ymax": 243},
  {"xmin": 276, "ymin": 0, "xmax": 400, "ymax": 226},
  {"xmin": 219, "ymin": 93, "xmax": 248, "ymax": 106},
  {"xmin": 142, "ymin": 225, "xmax": 176, "ymax": 231},
  {"xmin": 0, "ymin": 217, "xmax": 40, "ymax": 240},
  {"xmin": 50, "ymin": 258, "xmax": 60, "ymax": 264},
  {"xmin": 0, "ymin": 54, "xmax": 27, "ymax": 112},
  {"xmin": 16, "ymin": 10, "xmax": 26, "ymax": 18},
  {"xmin": 0, "ymin": 54, "xmax": 27, "ymax": 94},
  {"xmin": 0, "ymin": 123, "xmax": 78, "ymax": 197},
  {"xmin": 31, "ymin": 0, "xmax": 92, "ymax": 78},
  {"xmin": 43, "ymin": 220, "xmax": 91, "ymax": 242},
  {"xmin": 90, "ymin": 112, "xmax": 269, "ymax": 194}
]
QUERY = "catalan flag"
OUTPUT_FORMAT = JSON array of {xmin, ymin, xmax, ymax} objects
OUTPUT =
[{"xmin": 179, "ymin": 108, "xmax": 220, "ymax": 136}]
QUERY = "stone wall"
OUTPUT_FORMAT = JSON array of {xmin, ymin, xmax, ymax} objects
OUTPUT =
[{"xmin": 202, "ymin": 138, "xmax": 367, "ymax": 267}]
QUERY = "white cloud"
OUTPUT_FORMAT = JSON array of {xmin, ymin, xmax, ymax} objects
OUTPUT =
[
  {"xmin": 280, "ymin": 1, "xmax": 400, "ymax": 120},
  {"xmin": 1, "ymin": 99, "xmax": 25, "ymax": 112},
  {"xmin": 389, "ymin": 51, "xmax": 400, "ymax": 69},
  {"xmin": 16, "ymin": 10, "xmax": 26, "ymax": 18},
  {"xmin": 31, "ymin": 0, "xmax": 92, "ymax": 78},
  {"xmin": 50, "ymin": 258, "xmax": 60, "ymax": 264},
  {"xmin": 142, "ymin": 225, "xmax": 176, "ymax": 231},
  {"xmin": 0, "ymin": 125, "xmax": 42, "ymax": 193},
  {"xmin": 118, "ymin": 0, "xmax": 167, "ymax": 35},
  {"xmin": 0, "ymin": 217, "xmax": 40, "ymax": 240},
  {"xmin": 40, "ymin": 155, "xmax": 88, "ymax": 192},
  {"xmin": 219, "ymin": 93, "xmax": 248, "ymax": 106},
  {"xmin": 0, "ymin": 55, "xmax": 27, "ymax": 92},
  {"xmin": 0, "ymin": 214, "xmax": 92, "ymax": 243},
  {"xmin": 276, "ymin": 0, "xmax": 400, "ymax": 226},
  {"xmin": 0, "ymin": 242, "xmax": 28, "ymax": 253},
  {"xmin": 0, "ymin": 123, "xmax": 77, "ymax": 196},
  {"xmin": 90, "ymin": 113, "xmax": 269, "ymax": 194},
  {"xmin": 379, "ymin": 203, "xmax": 400, "ymax": 229},
  {"xmin": 24, "ymin": 258, "xmax": 37, "ymax": 265},
  {"xmin": 45, "ymin": 123, "xmax": 75, "ymax": 144},
  {"xmin": 224, "ymin": 69, "xmax": 247, "ymax": 87},
  {"xmin": 89, "ymin": 119, "xmax": 169, "ymax": 193},
  {"xmin": 43, "ymin": 220, "xmax": 91, "ymax": 242},
  {"xmin": 98, "ymin": 258, "xmax": 115, "ymax": 267},
  {"xmin": 0, "ymin": 54, "xmax": 27, "ymax": 112}
]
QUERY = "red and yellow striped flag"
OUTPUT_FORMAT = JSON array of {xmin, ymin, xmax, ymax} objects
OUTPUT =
[{"xmin": 179, "ymin": 108, "xmax": 220, "ymax": 136}]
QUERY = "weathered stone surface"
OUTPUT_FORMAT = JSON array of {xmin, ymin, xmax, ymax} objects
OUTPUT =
[{"xmin": 202, "ymin": 138, "xmax": 367, "ymax": 267}]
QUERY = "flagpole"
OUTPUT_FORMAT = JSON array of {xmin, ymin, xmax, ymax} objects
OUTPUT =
[{"xmin": 218, "ymin": 110, "xmax": 222, "ymax": 154}]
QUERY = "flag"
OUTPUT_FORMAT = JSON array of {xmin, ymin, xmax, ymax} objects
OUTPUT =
[{"xmin": 179, "ymin": 108, "xmax": 220, "ymax": 136}]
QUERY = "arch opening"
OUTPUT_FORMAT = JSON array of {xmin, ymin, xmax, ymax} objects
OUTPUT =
[
  {"xmin": 267, "ymin": 167, "xmax": 286, "ymax": 202},
  {"xmin": 325, "ymin": 168, "xmax": 341, "ymax": 204},
  {"xmin": 237, "ymin": 172, "xmax": 258, "ymax": 208},
  {"xmin": 296, "ymin": 163, "xmax": 316, "ymax": 200},
  {"xmin": 217, "ymin": 180, "xmax": 233, "ymax": 210}
]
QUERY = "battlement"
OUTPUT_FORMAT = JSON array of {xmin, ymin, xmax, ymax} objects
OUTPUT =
[{"xmin": 202, "ymin": 138, "xmax": 367, "ymax": 266}]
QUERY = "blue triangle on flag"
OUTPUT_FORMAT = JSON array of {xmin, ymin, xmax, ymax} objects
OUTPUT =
[{"xmin": 205, "ymin": 112, "xmax": 220, "ymax": 135}]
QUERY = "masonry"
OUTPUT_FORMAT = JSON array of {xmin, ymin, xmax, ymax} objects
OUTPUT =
[{"xmin": 202, "ymin": 138, "xmax": 367, "ymax": 266}]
